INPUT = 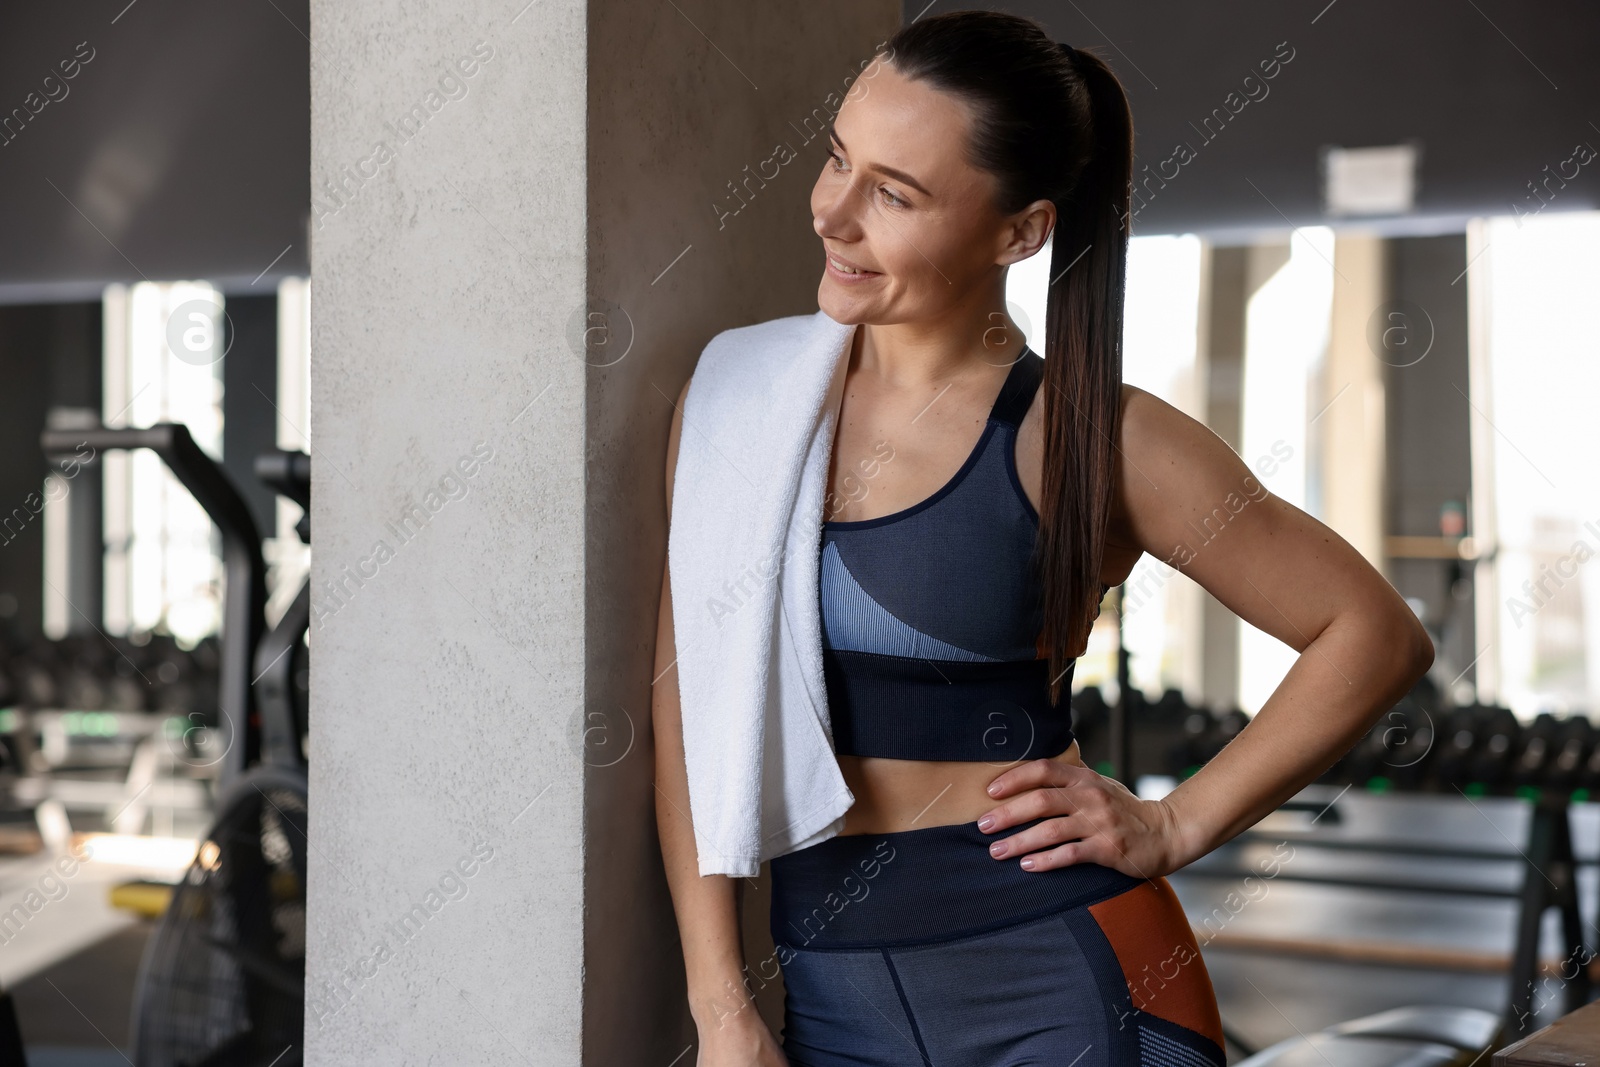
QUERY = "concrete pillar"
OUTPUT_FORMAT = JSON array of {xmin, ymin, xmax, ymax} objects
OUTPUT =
[
  {"xmin": 1316, "ymin": 233, "xmax": 1387, "ymax": 569},
  {"xmin": 307, "ymin": 2, "xmax": 897, "ymax": 1064}
]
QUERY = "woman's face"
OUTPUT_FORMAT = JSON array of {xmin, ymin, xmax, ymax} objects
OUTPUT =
[{"xmin": 810, "ymin": 57, "xmax": 1051, "ymax": 327}]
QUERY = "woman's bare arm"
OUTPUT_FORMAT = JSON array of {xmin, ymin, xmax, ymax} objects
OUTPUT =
[
  {"xmin": 1109, "ymin": 384, "xmax": 1434, "ymax": 863},
  {"xmin": 980, "ymin": 383, "xmax": 1433, "ymax": 876},
  {"xmin": 655, "ymin": 378, "xmax": 784, "ymax": 1057}
]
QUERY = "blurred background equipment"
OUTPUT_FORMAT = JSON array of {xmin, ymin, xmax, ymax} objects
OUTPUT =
[
  {"xmin": 0, "ymin": 423, "xmax": 309, "ymax": 1067},
  {"xmin": 32, "ymin": 427, "xmax": 311, "ymax": 1067},
  {"xmin": 122, "ymin": 450, "xmax": 309, "ymax": 1067}
]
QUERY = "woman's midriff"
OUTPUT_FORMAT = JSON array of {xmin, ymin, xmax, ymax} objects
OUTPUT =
[{"xmin": 834, "ymin": 740, "xmax": 1086, "ymax": 835}]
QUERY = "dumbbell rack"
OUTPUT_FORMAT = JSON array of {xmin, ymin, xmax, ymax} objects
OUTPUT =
[{"xmin": 1182, "ymin": 786, "xmax": 1592, "ymax": 1044}]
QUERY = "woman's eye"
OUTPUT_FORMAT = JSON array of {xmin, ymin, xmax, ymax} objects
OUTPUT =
[{"xmin": 825, "ymin": 150, "xmax": 906, "ymax": 207}]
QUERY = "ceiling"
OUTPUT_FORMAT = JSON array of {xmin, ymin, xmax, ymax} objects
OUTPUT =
[{"xmin": 0, "ymin": 0, "xmax": 1594, "ymax": 304}]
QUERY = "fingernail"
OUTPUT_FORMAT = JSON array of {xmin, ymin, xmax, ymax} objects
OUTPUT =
[
  {"xmin": 988, "ymin": 842, "xmax": 1005, "ymax": 857},
  {"xmin": 1020, "ymin": 858, "xmax": 1035, "ymax": 870},
  {"xmin": 977, "ymin": 815, "xmax": 995, "ymax": 831},
  {"xmin": 986, "ymin": 783, "xmax": 1001, "ymax": 796}
]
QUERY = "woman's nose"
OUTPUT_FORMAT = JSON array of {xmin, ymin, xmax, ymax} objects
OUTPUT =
[{"xmin": 813, "ymin": 183, "xmax": 859, "ymax": 240}]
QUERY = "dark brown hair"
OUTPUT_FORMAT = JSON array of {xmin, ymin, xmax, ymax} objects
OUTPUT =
[{"xmin": 881, "ymin": 10, "xmax": 1135, "ymax": 704}]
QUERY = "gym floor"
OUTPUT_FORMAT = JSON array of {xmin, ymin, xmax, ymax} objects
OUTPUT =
[
  {"xmin": 11, "ymin": 924, "xmax": 148, "ymax": 1067},
  {"xmin": 10, "ymin": 790, "xmax": 1594, "ymax": 1063}
]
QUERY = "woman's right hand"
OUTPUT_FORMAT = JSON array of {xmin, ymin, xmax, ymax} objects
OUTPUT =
[{"xmin": 695, "ymin": 1009, "xmax": 790, "ymax": 1066}]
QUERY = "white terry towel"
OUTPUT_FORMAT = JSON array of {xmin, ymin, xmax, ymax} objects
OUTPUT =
[{"xmin": 668, "ymin": 308, "xmax": 860, "ymax": 877}]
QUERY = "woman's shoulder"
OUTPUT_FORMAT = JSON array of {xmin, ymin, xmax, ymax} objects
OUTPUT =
[
  {"xmin": 1112, "ymin": 381, "xmax": 1266, "ymax": 509},
  {"xmin": 1116, "ymin": 382, "xmax": 1200, "ymax": 450}
]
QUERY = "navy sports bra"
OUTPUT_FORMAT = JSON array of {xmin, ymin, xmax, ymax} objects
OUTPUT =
[{"xmin": 819, "ymin": 347, "xmax": 1104, "ymax": 763}]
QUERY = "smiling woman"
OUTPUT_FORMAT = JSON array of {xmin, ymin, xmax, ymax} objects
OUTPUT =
[{"xmin": 654, "ymin": 9, "xmax": 1433, "ymax": 1067}]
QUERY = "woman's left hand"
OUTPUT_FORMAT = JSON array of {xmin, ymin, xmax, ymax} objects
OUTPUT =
[{"xmin": 977, "ymin": 759, "xmax": 1192, "ymax": 880}]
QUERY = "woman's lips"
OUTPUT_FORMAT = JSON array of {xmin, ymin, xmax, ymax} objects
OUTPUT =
[{"xmin": 825, "ymin": 253, "xmax": 882, "ymax": 283}]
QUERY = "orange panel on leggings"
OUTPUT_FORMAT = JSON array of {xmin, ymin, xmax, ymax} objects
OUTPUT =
[{"xmin": 1087, "ymin": 876, "xmax": 1225, "ymax": 1049}]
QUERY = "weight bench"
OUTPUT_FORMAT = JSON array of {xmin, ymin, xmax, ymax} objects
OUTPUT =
[{"xmin": 1236, "ymin": 1004, "xmax": 1503, "ymax": 1067}]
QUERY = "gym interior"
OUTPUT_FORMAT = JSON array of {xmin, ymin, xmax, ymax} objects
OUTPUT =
[{"xmin": 0, "ymin": 1, "xmax": 1598, "ymax": 1064}]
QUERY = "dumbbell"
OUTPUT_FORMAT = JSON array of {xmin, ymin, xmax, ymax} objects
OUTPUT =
[
  {"xmin": 14, "ymin": 637, "xmax": 61, "ymax": 709},
  {"xmin": 1510, "ymin": 713, "xmax": 1560, "ymax": 791},
  {"xmin": 1465, "ymin": 705, "xmax": 1521, "ymax": 790},
  {"xmin": 1578, "ymin": 728, "xmax": 1600, "ymax": 794},
  {"xmin": 1182, "ymin": 707, "xmax": 1247, "ymax": 773},
  {"xmin": 1322, "ymin": 701, "xmax": 1432, "ymax": 793},
  {"xmin": 1369, "ymin": 698, "xmax": 1435, "ymax": 792},
  {"xmin": 1440, "ymin": 703, "xmax": 1510, "ymax": 790},
  {"xmin": 103, "ymin": 636, "xmax": 150, "ymax": 713},
  {"xmin": 1137, "ymin": 687, "xmax": 1192, "ymax": 780},
  {"xmin": 1541, "ymin": 715, "xmax": 1594, "ymax": 794},
  {"xmin": 59, "ymin": 637, "xmax": 110, "ymax": 712}
]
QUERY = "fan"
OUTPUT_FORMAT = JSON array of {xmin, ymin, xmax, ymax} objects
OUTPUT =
[{"xmin": 128, "ymin": 763, "xmax": 307, "ymax": 1066}]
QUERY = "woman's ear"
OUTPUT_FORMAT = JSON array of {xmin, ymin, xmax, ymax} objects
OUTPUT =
[{"xmin": 998, "ymin": 198, "xmax": 1056, "ymax": 266}]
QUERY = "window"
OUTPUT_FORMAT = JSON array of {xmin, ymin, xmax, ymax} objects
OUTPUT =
[
  {"xmin": 1470, "ymin": 211, "xmax": 1600, "ymax": 716},
  {"xmin": 1237, "ymin": 227, "xmax": 1335, "ymax": 713},
  {"xmin": 101, "ymin": 281, "xmax": 226, "ymax": 647}
]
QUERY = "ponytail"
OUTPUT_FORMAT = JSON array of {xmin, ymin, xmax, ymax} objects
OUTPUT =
[{"xmin": 1038, "ymin": 45, "xmax": 1134, "ymax": 704}]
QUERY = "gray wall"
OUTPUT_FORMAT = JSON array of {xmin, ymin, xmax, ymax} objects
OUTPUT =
[
  {"xmin": 307, "ymin": 0, "xmax": 896, "ymax": 1062},
  {"xmin": 582, "ymin": 0, "xmax": 901, "ymax": 1057}
]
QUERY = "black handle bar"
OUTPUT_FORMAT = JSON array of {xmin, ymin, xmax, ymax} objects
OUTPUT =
[{"xmin": 40, "ymin": 422, "xmax": 266, "ymax": 782}]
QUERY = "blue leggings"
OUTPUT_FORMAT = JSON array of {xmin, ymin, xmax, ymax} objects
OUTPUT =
[{"xmin": 769, "ymin": 818, "xmax": 1226, "ymax": 1067}]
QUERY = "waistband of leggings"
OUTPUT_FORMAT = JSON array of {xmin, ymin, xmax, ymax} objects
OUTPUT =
[{"xmin": 768, "ymin": 817, "xmax": 1145, "ymax": 951}]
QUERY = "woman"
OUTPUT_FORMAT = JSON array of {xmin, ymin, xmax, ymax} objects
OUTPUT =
[{"xmin": 654, "ymin": 10, "xmax": 1433, "ymax": 1067}]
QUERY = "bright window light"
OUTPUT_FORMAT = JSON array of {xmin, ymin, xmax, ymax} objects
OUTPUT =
[
  {"xmin": 1004, "ymin": 235, "xmax": 1050, "ymax": 353},
  {"xmin": 266, "ymin": 276, "xmax": 312, "ymax": 627},
  {"xmin": 1474, "ymin": 211, "xmax": 1600, "ymax": 716},
  {"xmin": 1117, "ymin": 236, "xmax": 1205, "ymax": 700},
  {"xmin": 102, "ymin": 281, "xmax": 226, "ymax": 647},
  {"xmin": 1237, "ymin": 227, "xmax": 1336, "ymax": 714}
]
